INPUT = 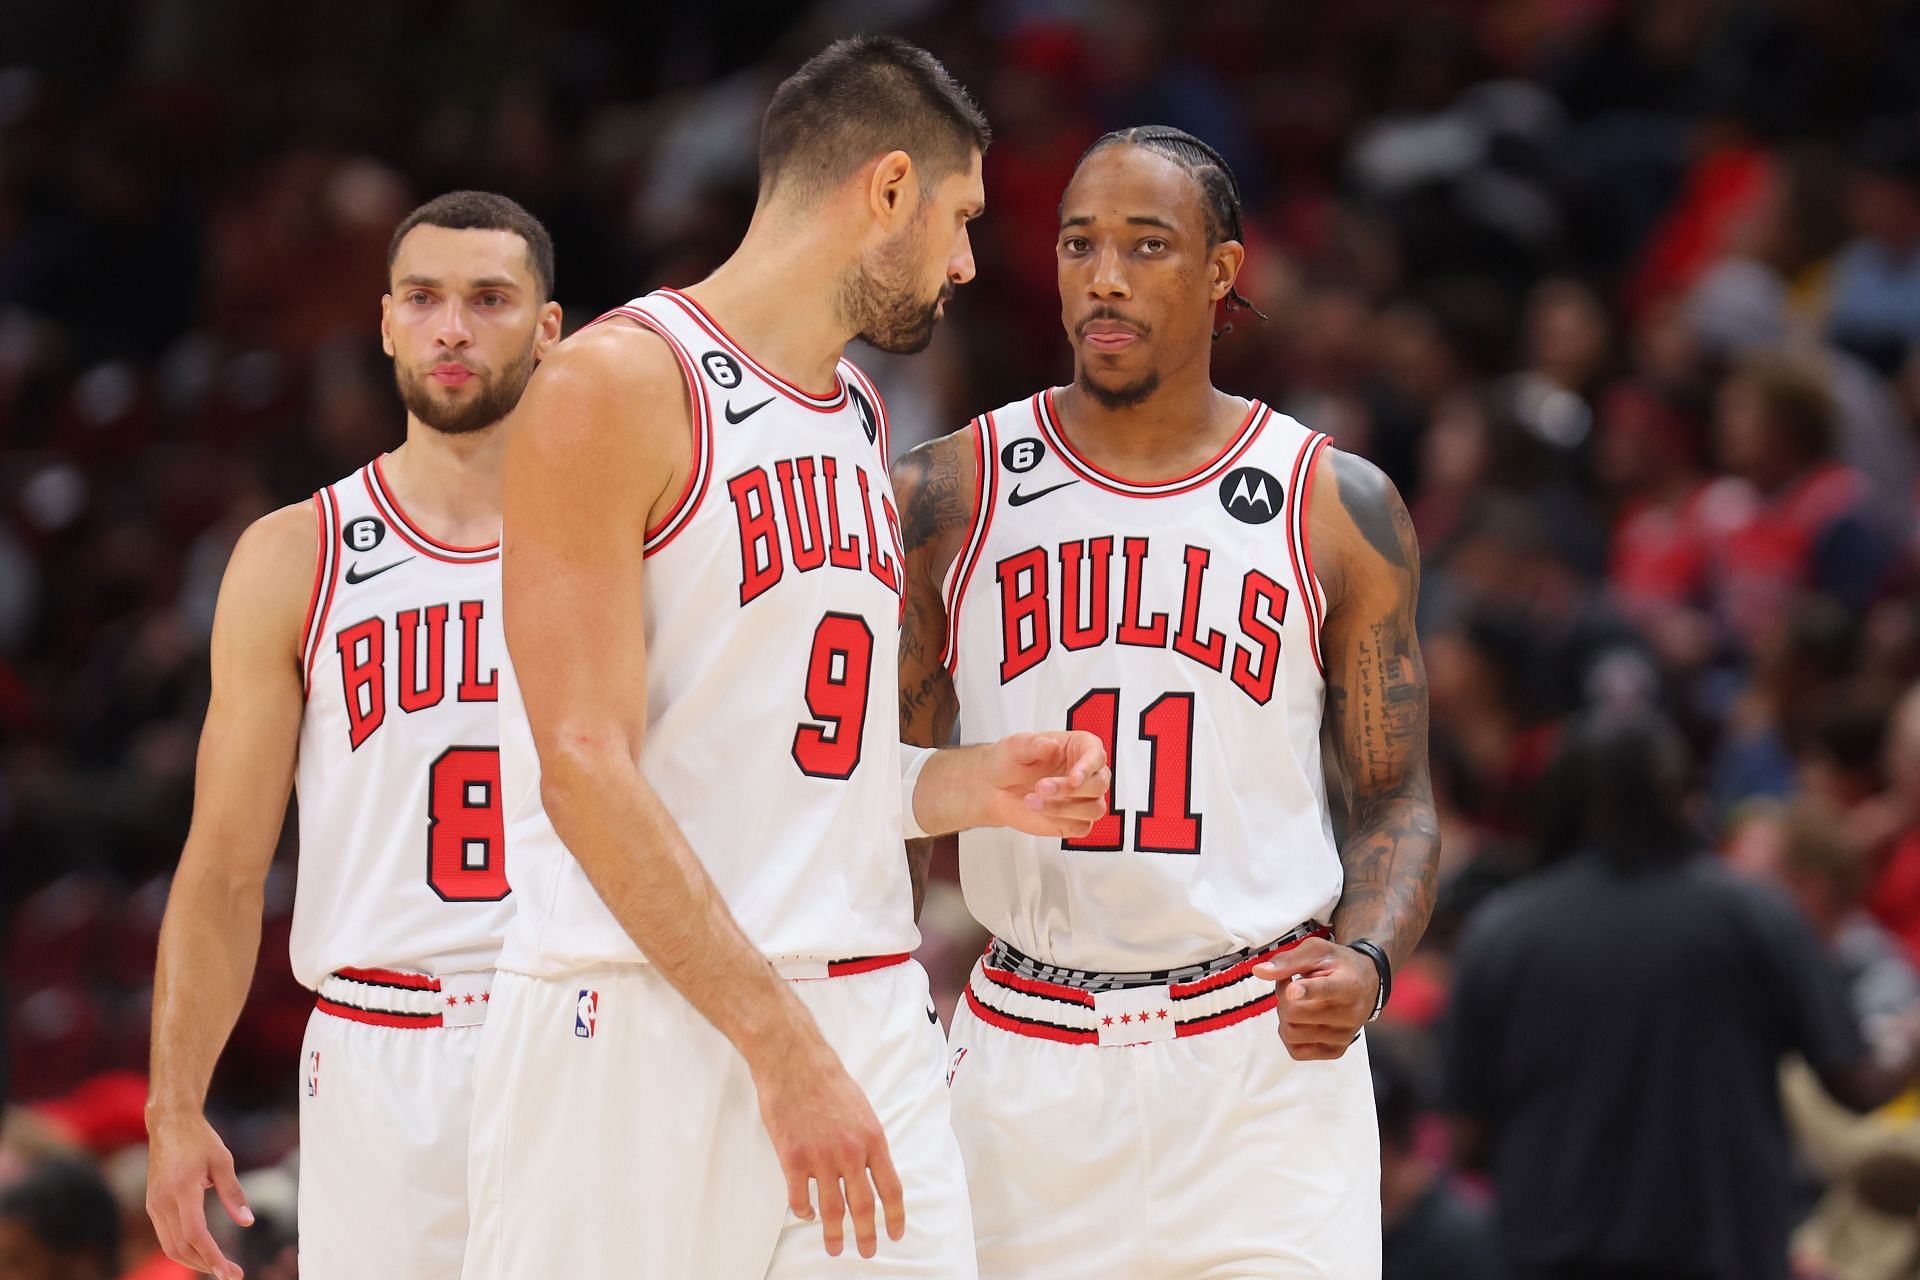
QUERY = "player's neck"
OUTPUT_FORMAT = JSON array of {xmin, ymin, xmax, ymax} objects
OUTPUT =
[
  {"xmin": 1053, "ymin": 367, "xmax": 1248, "ymax": 484},
  {"xmin": 681, "ymin": 218, "xmax": 858, "ymax": 399},
  {"xmin": 381, "ymin": 424, "xmax": 505, "ymax": 545}
]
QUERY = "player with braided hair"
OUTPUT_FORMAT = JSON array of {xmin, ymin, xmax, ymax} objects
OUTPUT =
[{"xmin": 895, "ymin": 127, "xmax": 1436, "ymax": 1276}]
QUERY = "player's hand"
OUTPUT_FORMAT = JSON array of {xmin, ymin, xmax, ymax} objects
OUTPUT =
[
  {"xmin": 1252, "ymin": 937, "xmax": 1380, "ymax": 1060},
  {"xmin": 145, "ymin": 1109, "xmax": 252, "ymax": 1280},
  {"xmin": 751, "ymin": 1034, "xmax": 906, "ymax": 1259},
  {"xmin": 948, "ymin": 731, "xmax": 1110, "ymax": 838}
]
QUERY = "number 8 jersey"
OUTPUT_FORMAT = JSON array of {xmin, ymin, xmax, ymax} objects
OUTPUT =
[
  {"xmin": 947, "ymin": 391, "xmax": 1343, "ymax": 973},
  {"xmin": 290, "ymin": 457, "xmax": 511, "ymax": 990},
  {"xmin": 493, "ymin": 290, "xmax": 919, "ymax": 976}
]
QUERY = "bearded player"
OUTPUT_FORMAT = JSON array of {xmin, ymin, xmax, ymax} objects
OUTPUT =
[
  {"xmin": 464, "ymin": 38, "xmax": 1106, "ymax": 1278},
  {"xmin": 896, "ymin": 128, "xmax": 1438, "ymax": 1278},
  {"xmin": 145, "ymin": 192, "xmax": 562, "ymax": 1280}
]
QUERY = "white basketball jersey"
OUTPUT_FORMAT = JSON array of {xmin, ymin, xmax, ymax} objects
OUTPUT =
[
  {"xmin": 496, "ymin": 288, "xmax": 919, "ymax": 975},
  {"xmin": 290, "ymin": 458, "xmax": 511, "ymax": 989},
  {"xmin": 948, "ymin": 390, "xmax": 1341, "ymax": 972}
]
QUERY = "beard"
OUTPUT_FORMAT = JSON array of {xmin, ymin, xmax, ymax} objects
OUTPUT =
[
  {"xmin": 394, "ymin": 337, "xmax": 538, "ymax": 436},
  {"xmin": 840, "ymin": 222, "xmax": 950, "ymax": 355},
  {"xmin": 1078, "ymin": 366, "xmax": 1161, "ymax": 410}
]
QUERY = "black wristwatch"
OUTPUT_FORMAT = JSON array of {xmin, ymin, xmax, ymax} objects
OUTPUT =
[{"xmin": 1347, "ymin": 939, "xmax": 1392, "ymax": 1022}]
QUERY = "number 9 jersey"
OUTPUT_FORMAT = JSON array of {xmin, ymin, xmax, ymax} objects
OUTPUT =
[
  {"xmin": 945, "ymin": 391, "xmax": 1343, "ymax": 974},
  {"xmin": 493, "ymin": 290, "xmax": 920, "ymax": 976},
  {"xmin": 291, "ymin": 457, "xmax": 512, "ymax": 991}
]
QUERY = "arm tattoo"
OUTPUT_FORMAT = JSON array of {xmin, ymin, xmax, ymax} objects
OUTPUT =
[
  {"xmin": 1323, "ymin": 451, "xmax": 1440, "ymax": 970},
  {"xmin": 895, "ymin": 430, "xmax": 977, "ymax": 917}
]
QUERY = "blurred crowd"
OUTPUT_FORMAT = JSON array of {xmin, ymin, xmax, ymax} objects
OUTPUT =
[{"xmin": 5, "ymin": 0, "xmax": 1920, "ymax": 1275}]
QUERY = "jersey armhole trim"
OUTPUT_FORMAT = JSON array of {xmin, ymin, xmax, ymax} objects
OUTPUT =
[
  {"xmin": 593, "ymin": 305, "xmax": 714, "ymax": 557},
  {"xmin": 840, "ymin": 359, "xmax": 892, "ymax": 467},
  {"xmin": 939, "ymin": 412, "xmax": 997, "ymax": 674},
  {"xmin": 1286, "ymin": 432, "xmax": 1331, "ymax": 677},
  {"xmin": 302, "ymin": 486, "xmax": 343, "ymax": 697}
]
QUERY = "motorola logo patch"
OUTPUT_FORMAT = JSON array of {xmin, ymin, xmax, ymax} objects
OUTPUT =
[
  {"xmin": 1219, "ymin": 467, "xmax": 1282, "ymax": 525},
  {"xmin": 850, "ymin": 385, "xmax": 878, "ymax": 446}
]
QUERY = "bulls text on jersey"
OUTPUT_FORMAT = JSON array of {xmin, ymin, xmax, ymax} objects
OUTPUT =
[
  {"xmin": 336, "ymin": 599, "xmax": 499, "ymax": 749},
  {"xmin": 728, "ymin": 457, "xmax": 906, "ymax": 613},
  {"xmin": 994, "ymin": 536, "xmax": 1290, "ymax": 705}
]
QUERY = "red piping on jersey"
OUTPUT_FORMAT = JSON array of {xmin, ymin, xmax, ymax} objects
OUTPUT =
[
  {"xmin": 304, "ymin": 487, "xmax": 343, "ymax": 696},
  {"xmin": 840, "ymin": 359, "xmax": 892, "ymax": 466},
  {"xmin": 1037, "ymin": 388, "xmax": 1269, "ymax": 498},
  {"xmin": 963, "ymin": 985, "xmax": 1099, "ymax": 1045},
  {"xmin": 335, "ymin": 966, "xmax": 443, "ymax": 991},
  {"xmin": 940, "ymin": 413, "xmax": 998, "ymax": 674},
  {"xmin": 364, "ymin": 460, "xmax": 500, "ymax": 563},
  {"xmin": 1285, "ymin": 433, "xmax": 1328, "ymax": 676},
  {"xmin": 657, "ymin": 288, "xmax": 849, "ymax": 413},
  {"xmin": 590, "ymin": 305, "xmax": 715, "ymax": 555},
  {"xmin": 1300, "ymin": 436, "xmax": 1331, "ymax": 622},
  {"xmin": 315, "ymin": 997, "xmax": 444, "ymax": 1029},
  {"xmin": 979, "ymin": 961, "xmax": 1099, "ymax": 1008},
  {"xmin": 824, "ymin": 952, "xmax": 912, "ymax": 978},
  {"xmin": 1174, "ymin": 991, "xmax": 1277, "ymax": 1038}
]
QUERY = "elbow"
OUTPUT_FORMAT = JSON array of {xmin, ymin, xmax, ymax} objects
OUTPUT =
[{"xmin": 534, "ymin": 730, "xmax": 633, "ymax": 821}]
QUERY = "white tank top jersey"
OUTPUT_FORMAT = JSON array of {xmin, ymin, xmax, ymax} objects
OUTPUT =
[
  {"xmin": 947, "ymin": 390, "xmax": 1343, "ymax": 973},
  {"xmin": 495, "ymin": 288, "xmax": 920, "ymax": 976},
  {"xmin": 290, "ymin": 458, "xmax": 512, "ymax": 990}
]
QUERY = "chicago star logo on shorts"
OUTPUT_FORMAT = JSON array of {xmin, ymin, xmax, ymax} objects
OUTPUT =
[{"xmin": 575, "ymin": 989, "xmax": 599, "ymax": 1039}]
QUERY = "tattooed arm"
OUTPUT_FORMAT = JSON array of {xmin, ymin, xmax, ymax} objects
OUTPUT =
[
  {"xmin": 1317, "ymin": 449, "xmax": 1439, "ymax": 969},
  {"xmin": 893, "ymin": 428, "xmax": 979, "ymax": 918},
  {"xmin": 1252, "ymin": 447, "xmax": 1437, "ymax": 1058}
]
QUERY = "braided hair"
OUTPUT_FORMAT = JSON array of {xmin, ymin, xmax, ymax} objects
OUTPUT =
[{"xmin": 1075, "ymin": 126, "xmax": 1267, "ymax": 332}]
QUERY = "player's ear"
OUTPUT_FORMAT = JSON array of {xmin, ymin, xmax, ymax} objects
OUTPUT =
[
  {"xmin": 867, "ymin": 150, "xmax": 915, "ymax": 226},
  {"xmin": 534, "ymin": 302, "xmax": 563, "ymax": 361},
  {"xmin": 379, "ymin": 294, "xmax": 396, "ymax": 357},
  {"xmin": 1208, "ymin": 240, "xmax": 1245, "ymax": 304}
]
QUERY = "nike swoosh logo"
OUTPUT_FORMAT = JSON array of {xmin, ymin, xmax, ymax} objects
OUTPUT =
[
  {"xmin": 344, "ymin": 557, "xmax": 414, "ymax": 584},
  {"xmin": 724, "ymin": 397, "xmax": 774, "ymax": 424},
  {"xmin": 1007, "ymin": 480, "xmax": 1079, "ymax": 507}
]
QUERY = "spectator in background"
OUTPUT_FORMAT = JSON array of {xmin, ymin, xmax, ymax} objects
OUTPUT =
[
  {"xmin": 0, "ymin": 1158, "xmax": 119, "ymax": 1280},
  {"xmin": 1375, "ymin": 1034, "xmax": 1498, "ymax": 1280},
  {"xmin": 1444, "ymin": 709, "xmax": 1920, "ymax": 1280},
  {"xmin": 1827, "ymin": 116, "xmax": 1920, "ymax": 378}
]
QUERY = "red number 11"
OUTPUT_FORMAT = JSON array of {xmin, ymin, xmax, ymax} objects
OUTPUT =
[{"xmin": 1063, "ymin": 689, "xmax": 1201, "ymax": 855}]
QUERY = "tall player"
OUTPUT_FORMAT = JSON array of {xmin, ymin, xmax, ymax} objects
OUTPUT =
[
  {"xmin": 464, "ymin": 37, "xmax": 1107, "ymax": 1279},
  {"xmin": 896, "ymin": 128, "xmax": 1440, "ymax": 1278},
  {"xmin": 144, "ymin": 192, "xmax": 561, "ymax": 1280}
]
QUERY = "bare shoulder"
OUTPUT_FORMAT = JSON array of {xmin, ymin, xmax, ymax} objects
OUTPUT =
[
  {"xmin": 894, "ymin": 423, "xmax": 980, "ymax": 574},
  {"xmin": 522, "ymin": 321, "xmax": 690, "ymax": 436},
  {"xmin": 216, "ymin": 499, "xmax": 319, "ymax": 655},
  {"xmin": 1307, "ymin": 447, "xmax": 1418, "ymax": 605}
]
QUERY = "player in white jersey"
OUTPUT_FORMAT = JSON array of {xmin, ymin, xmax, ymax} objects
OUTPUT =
[
  {"xmin": 464, "ymin": 38, "xmax": 1107, "ymax": 1280},
  {"xmin": 145, "ymin": 192, "xmax": 561, "ymax": 1280},
  {"xmin": 896, "ymin": 128, "xmax": 1441, "ymax": 1278}
]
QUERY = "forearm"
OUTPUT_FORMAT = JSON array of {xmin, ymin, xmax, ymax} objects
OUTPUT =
[
  {"xmin": 147, "ymin": 865, "xmax": 266, "ymax": 1117},
  {"xmin": 1330, "ymin": 782, "xmax": 1441, "ymax": 970},
  {"xmin": 909, "ymin": 744, "xmax": 996, "ymax": 837},
  {"xmin": 541, "ymin": 748, "xmax": 819, "ymax": 1065}
]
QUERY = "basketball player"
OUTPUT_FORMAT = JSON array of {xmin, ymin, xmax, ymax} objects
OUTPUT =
[
  {"xmin": 144, "ymin": 192, "xmax": 561, "ymax": 1280},
  {"xmin": 895, "ymin": 128, "xmax": 1440, "ymax": 1278},
  {"xmin": 463, "ymin": 38, "xmax": 1106, "ymax": 1279}
]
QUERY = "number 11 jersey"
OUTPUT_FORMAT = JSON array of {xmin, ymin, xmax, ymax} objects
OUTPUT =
[
  {"xmin": 291, "ymin": 457, "xmax": 511, "ymax": 989},
  {"xmin": 947, "ymin": 391, "xmax": 1342, "ymax": 974},
  {"xmin": 494, "ymin": 290, "xmax": 919, "ymax": 977}
]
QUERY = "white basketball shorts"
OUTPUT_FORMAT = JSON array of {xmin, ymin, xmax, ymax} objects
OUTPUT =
[
  {"xmin": 947, "ymin": 938, "xmax": 1381, "ymax": 1279},
  {"xmin": 463, "ymin": 955, "xmax": 976, "ymax": 1278},
  {"xmin": 297, "ymin": 966, "xmax": 494, "ymax": 1280}
]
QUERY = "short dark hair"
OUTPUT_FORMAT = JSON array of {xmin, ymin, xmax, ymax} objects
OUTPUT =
[
  {"xmin": 0, "ymin": 1158, "xmax": 121, "ymax": 1267},
  {"xmin": 760, "ymin": 36, "xmax": 990, "ymax": 199},
  {"xmin": 1073, "ymin": 126, "xmax": 1265, "ymax": 324},
  {"xmin": 387, "ymin": 190, "xmax": 555, "ymax": 302},
  {"xmin": 1735, "ymin": 356, "xmax": 1837, "ymax": 465}
]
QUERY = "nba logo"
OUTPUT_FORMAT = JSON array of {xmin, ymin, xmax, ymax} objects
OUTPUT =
[
  {"xmin": 307, "ymin": 1051, "xmax": 321, "ymax": 1097},
  {"xmin": 575, "ymin": 990, "xmax": 598, "ymax": 1039}
]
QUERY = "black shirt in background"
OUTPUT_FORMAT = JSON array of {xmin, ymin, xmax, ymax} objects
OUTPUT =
[{"xmin": 1441, "ymin": 852, "xmax": 1865, "ymax": 1280}]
